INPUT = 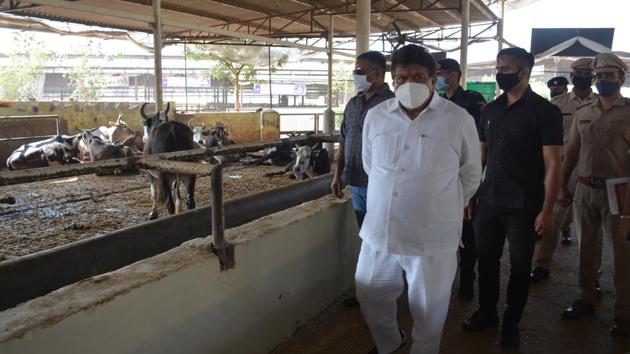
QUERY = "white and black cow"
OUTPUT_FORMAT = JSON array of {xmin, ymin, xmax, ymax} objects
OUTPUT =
[
  {"xmin": 6, "ymin": 134, "xmax": 81, "ymax": 170},
  {"xmin": 141, "ymin": 102, "xmax": 197, "ymax": 220},
  {"xmin": 263, "ymin": 142, "xmax": 330, "ymax": 181},
  {"xmin": 80, "ymin": 130, "xmax": 135, "ymax": 162}
]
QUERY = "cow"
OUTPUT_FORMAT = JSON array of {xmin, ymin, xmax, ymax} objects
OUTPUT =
[
  {"xmin": 263, "ymin": 142, "xmax": 330, "ymax": 181},
  {"xmin": 80, "ymin": 130, "xmax": 135, "ymax": 162},
  {"xmin": 141, "ymin": 102, "xmax": 197, "ymax": 220},
  {"xmin": 6, "ymin": 135, "xmax": 81, "ymax": 170},
  {"xmin": 241, "ymin": 140, "xmax": 295, "ymax": 167},
  {"xmin": 108, "ymin": 114, "xmax": 144, "ymax": 152}
]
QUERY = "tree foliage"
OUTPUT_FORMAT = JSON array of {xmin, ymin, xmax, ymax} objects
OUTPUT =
[
  {"xmin": 64, "ymin": 40, "xmax": 111, "ymax": 101},
  {"xmin": 0, "ymin": 33, "xmax": 57, "ymax": 100},
  {"xmin": 188, "ymin": 45, "xmax": 290, "ymax": 110}
]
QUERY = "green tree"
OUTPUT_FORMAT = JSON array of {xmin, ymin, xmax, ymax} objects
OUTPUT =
[
  {"xmin": 0, "ymin": 32, "xmax": 57, "ymax": 100},
  {"xmin": 64, "ymin": 40, "xmax": 111, "ymax": 101},
  {"xmin": 188, "ymin": 45, "xmax": 289, "ymax": 111}
]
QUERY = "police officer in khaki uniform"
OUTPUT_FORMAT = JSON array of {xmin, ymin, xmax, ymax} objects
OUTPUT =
[
  {"xmin": 530, "ymin": 58, "xmax": 599, "ymax": 282},
  {"xmin": 547, "ymin": 76, "xmax": 569, "ymax": 98},
  {"xmin": 560, "ymin": 53, "xmax": 630, "ymax": 337}
]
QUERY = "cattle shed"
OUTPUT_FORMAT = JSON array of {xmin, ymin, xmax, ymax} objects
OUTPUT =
[{"xmin": 0, "ymin": 1, "xmax": 504, "ymax": 353}]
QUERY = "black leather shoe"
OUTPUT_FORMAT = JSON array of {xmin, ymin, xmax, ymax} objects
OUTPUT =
[
  {"xmin": 500, "ymin": 322, "xmax": 520, "ymax": 349},
  {"xmin": 529, "ymin": 267, "xmax": 550, "ymax": 282},
  {"xmin": 610, "ymin": 318, "xmax": 630, "ymax": 337},
  {"xmin": 562, "ymin": 300, "xmax": 595, "ymax": 320},
  {"xmin": 368, "ymin": 329, "xmax": 407, "ymax": 354},
  {"xmin": 561, "ymin": 231, "xmax": 573, "ymax": 245},
  {"xmin": 343, "ymin": 297, "xmax": 360, "ymax": 308},
  {"xmin": 463, "ymin": 310, "xmax": 499, "ymax": 332}
]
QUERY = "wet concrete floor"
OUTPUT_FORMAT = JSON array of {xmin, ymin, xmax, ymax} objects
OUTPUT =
[{"xmin": 272, "ymin": 234, "xmax": 630, "ymax": 354}]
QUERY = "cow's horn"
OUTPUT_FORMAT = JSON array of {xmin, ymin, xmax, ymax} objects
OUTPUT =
[
  {"xmin": 116, "ymin": 113, "xmax": 124, "ymax": 124},
  {"xmin": 188, "ymin": 118, "xmax": 195, "ymax": 129},
  {"xmin": 201, "ymin": 122, "xmax": 206, "ymax": 129},
  {"xmin": 163, "ymin": 102, "xmax": 171, "ymax": 121},
  {"xmin": 140, "ymin": 103, "xmax": 150, "ymax": 120}
]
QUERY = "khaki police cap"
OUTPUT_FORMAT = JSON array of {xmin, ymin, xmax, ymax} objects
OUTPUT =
[
  {"xmin": 592, "ymin": 53, "xmax": 628, "ymax": 73},
  {"xmin": 571, "ymin": 58, "xmax": 592, "ymax": 71}
]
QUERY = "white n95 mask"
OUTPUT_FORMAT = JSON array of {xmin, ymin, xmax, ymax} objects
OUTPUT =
[
  {"xmin": 353, "ymin": 75, "xmax": 373, "ymax": 92},
  {"xmin": 395, "ymin": 82, "xmax": 430, "ymax": 109}
]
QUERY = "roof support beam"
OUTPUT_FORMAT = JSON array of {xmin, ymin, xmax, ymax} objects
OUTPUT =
[{"xmin": 29, "ymin": 0, "xmax": 355, "ymax": 57}]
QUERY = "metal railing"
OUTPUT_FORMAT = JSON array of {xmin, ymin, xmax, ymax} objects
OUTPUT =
[
  {"xmin": 278, "ymin": 112, "xmax": 343, "ymax": 136},
  {"xmin": 0, "ymin": 115, "xmax": 62, "ymax": 141}
]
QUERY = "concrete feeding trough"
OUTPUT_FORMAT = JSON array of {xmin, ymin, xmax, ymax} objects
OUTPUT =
[{"xmin": 0, "ymin": 195, "xmax": 360, "ymax": 354}]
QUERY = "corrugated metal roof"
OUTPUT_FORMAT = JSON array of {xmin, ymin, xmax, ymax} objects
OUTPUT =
[{"xmin": 1, "ymin": 0, "xmax": 497, "ymax": 43}]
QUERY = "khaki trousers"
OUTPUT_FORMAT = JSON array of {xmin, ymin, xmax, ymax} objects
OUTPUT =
[{"xmin": 574, "ymin": 183, "xmax": 630, "ymax": 318}]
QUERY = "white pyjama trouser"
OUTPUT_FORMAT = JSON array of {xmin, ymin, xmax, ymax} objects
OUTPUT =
[{"xmin": 355, "ymin": 242, "xmax": 457, "ymax": 354}]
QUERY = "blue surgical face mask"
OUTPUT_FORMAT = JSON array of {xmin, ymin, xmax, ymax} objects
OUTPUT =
[
  {"xmin": 436, "ymin": 76, "xmax": 449, "ymax": 92},
  {"xmin": 596, "ymin": 80, "xmax": 621, "ymax": 98}
]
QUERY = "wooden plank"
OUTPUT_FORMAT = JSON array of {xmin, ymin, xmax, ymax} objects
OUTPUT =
[
  {"xmin": 0, "ymin": 134, "xmax": 340, "ymax": 186},
  {"xmin": 0, "ymin": 157, "xmax": 139, "ymax": 186},
  {"xmin": 137, "ymin": 159, "xmax": 218, "ymax": 176}
]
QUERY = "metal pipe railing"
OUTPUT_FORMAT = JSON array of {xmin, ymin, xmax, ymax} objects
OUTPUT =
[{"xmin": 0, "ymin": 114, "xmax": 61, "ymax": 135}]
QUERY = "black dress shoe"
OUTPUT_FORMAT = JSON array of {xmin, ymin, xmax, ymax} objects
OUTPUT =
[
  {"xmin": 343, "ymin": 297, "xmax": 360, "ymax": 308},
  {"xmin": 529, "ymin": 267, "xmax": 550, "ymax": 282},
  {"xmin": 562, "ymin": 300, "xmax": 595, "ymax": 320},
  {"xmin": 500, "ymin": 322, "xmax": 520, "ymax": 349},
  {"xmin": 368, "ymin": 329, "xmax": 407, "ymax": 354},
  {"xmin": 561, "ymin": 231, "xmax": 573, "ymax": 245},
  {"xmin": 610, "ymin": 318, "xmax": 630, "ymax": 337},
  {"xmin": 463, "ymin": 310, "xmax": 499, "ymax": 332}
]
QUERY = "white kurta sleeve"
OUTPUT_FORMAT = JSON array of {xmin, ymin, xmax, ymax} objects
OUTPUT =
[
  {"xmin": 459, "ymin": 116, "xmax": 482, "ymax": 203},
  {"xmin": 362, "ymin": 111, "xmax": 374, "ymax": 176}
]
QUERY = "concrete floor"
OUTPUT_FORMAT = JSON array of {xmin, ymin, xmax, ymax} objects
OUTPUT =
[{"xmin": 272, "ymin": 235, "xmax": 630, "ymax": 354}]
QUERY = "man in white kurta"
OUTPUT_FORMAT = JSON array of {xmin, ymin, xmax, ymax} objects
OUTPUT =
[{"xmin": 357, "ymin": 44, "xmax": 482, "ymax": 354}]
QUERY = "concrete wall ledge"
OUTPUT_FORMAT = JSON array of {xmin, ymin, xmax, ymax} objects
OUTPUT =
[{"xmin": 0, "ymin": 195, "xmax": 360, "ymax": 354}]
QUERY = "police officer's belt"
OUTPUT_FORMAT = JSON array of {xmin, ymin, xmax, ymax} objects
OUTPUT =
[{"xmin": 578, "ymin": 176, "xmax": 607, "ymax": 189}]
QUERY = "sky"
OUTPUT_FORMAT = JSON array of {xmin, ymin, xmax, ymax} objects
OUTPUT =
[
  {"xmin": 1, "ymin": 0, "xmax": 630, "ymax": 64},
  {"xmin": 451, "ymin": 0, "xmax": 630, "ymax": 63}
]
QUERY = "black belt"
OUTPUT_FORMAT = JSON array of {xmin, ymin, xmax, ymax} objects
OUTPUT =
[{"xmin": 578, "ymin": 176, "xmax": 606, "ymax": 189}]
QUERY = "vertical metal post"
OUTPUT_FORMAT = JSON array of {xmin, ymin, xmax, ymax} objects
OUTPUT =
[
  {"xmin": 152, "ymin": 0, "xmax": 164, "ymax": 111},
  {"xmin": 268, "ymin": 46, "xmax": 273, "ymax": 109},
  {"xmin": 356, "ymin": 0, "xmax": 370, "ymax": 56},
  {"xmin": 55, "ymin": 115, "xmax": 60, "ymax": 135},
  {"xmin": 460, "ymin": 0, "xmax": 470, "ymax": 90},
  {"xmin": 211, "ymin": 163, "xmax": 225, "ymax": 248},
  {"xmin": 496, "ymin": 0, "xmax": 505, "ymax": 97},
  {"xmin": 323, "ymin": 16, "xmax": 335, "ymax": 158},
  {"xmin": 184, "ymin": 42, "xmax": 189, "ymax": 112}
]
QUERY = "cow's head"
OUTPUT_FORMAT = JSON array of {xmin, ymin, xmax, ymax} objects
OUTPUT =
[
  {"xmin": 80, "ymin": 130, "xmax": 97, "ymax": 148},
  {"xmin": 211, "ymin": 122, "xmax": 229, "ymax": 142},
  {"xmin": 108, "ymin": 114, "xmax": 137, "ymax": 145},
  {"xmin": 141, "ymin": 102, "xmax": 170, "ymax": 143},
  {"xmin": 188, "ymin": 120, "xmax": 209, "ymax": 146},
  {"xmin": 293, "ymin": 145, "xmax": 312, "ymax": 176}
]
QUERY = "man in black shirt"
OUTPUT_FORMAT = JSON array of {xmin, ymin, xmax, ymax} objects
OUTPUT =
[
  {"xmin": 437, "ymin": 58, "xmax": 486, "ymax": 300},
  {"xmin": 462, "ymin": 47, "xmax": 563, "ymax": 349}
]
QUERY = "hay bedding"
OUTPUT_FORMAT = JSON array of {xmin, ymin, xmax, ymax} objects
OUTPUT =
[{"xmin": 0, "ymin": 164, "xmax": 296, "ymax": 261}]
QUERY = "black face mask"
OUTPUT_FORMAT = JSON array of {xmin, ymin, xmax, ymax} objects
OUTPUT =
[
  {"xmin": 496, "ymin": 69, "xmax": 522, "ymax": 92},
  {"xmin": 572, "ymin": 76, "xmax": 592, "ymax": 91},
  {"xmin": 550, "ymin": 90, "xmax": 564, "ymax": 98}
]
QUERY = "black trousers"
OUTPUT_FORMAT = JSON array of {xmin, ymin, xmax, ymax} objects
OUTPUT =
[
  {"xmin": 474, "ymin": 205, "xmax": 538, "ymax": 325},
  {"xmin": 459, "ymin": 219, "xmax": 477, "ymax": 289}
]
